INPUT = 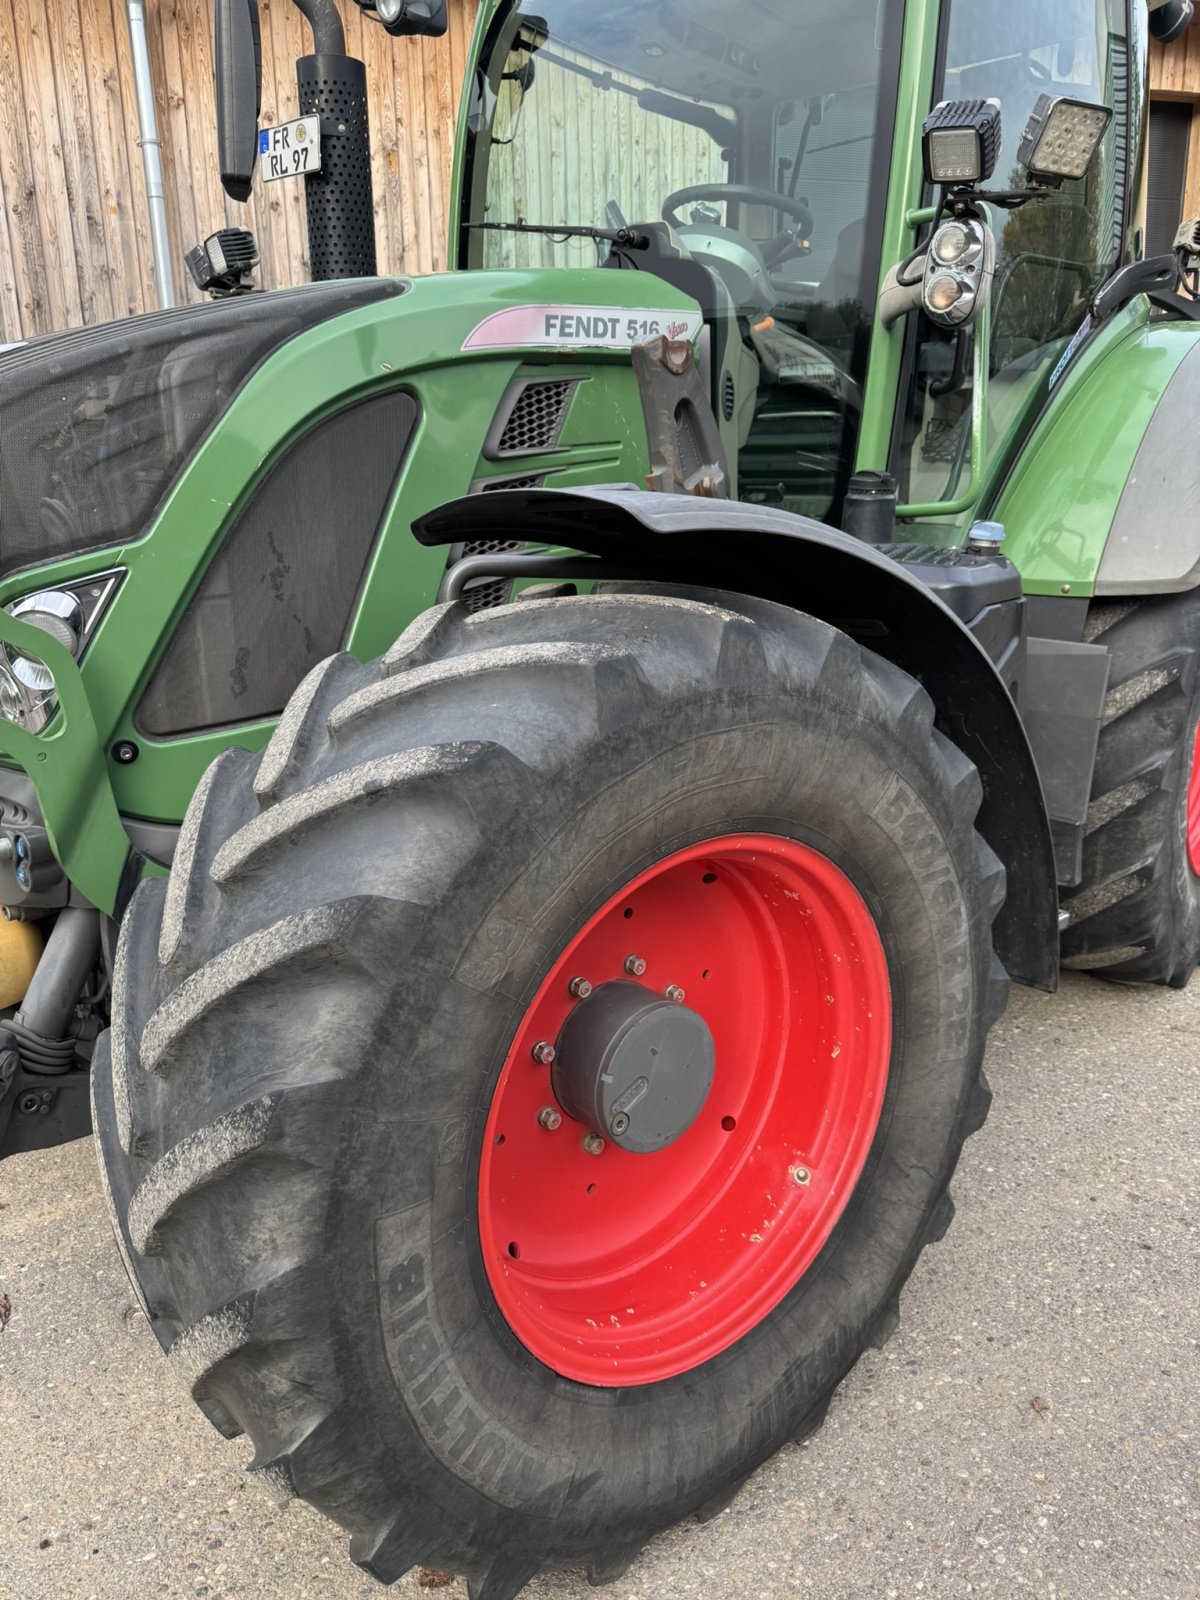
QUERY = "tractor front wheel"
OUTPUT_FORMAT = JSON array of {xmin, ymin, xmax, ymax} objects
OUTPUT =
[{"xmin": 93, "ymin": 585, "xmax": 1004, "ymax": 1599}]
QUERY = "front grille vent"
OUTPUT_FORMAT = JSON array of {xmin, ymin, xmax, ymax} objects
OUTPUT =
[
  {"xmin": 492, "ymin": 380, "xmax": 578, "ymax": 457},
  {"xmin": 463, "ymin": 538, "xmax": 525, "ymax": 558},
  {"xmin": 479, "ymin": 473, "xmax": 546, "ymax": 493},
  {"xmin": 459, "ymin": 536, "xmax": 525, "ymax": 614}
]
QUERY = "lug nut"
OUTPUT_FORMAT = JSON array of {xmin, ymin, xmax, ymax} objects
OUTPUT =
[
  {"xmin": 532, "ymin": 1041, "xmax": 556, "ymax": 1066},
  {"xmin": 665, "ymin": 984, "xmax": 686, "ymax": 1004},
  {"xmin": 569, "ymin": 976, "xmax": 593, "ymax": 999},
  {"xmin": 793, "ymin": 1165, "xmax": 811, "ymax": 1186},
  {"xmin": 582, "ymin": 1133, "xmax": 606, "ymax": 1156},
  {"xmin": 624, "ymin": 954, "xmax": 647, "ymax": 977},
  {"xmin": 609, "ymin": 1113, "xmax": 630, "ymax": 1137},
  {"xmin": 538, "ymin": 1106, "xmax": 563, "ymax": 1132}
]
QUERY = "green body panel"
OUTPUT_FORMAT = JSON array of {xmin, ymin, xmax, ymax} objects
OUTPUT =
[
  {"xmin": 0, "ymin": 268, "xmax": 697, "ymax": 907},
  {"xmin": 853, "ymin": 4, "xmax": 941, "ymax": 475},
  {"xmin": 991, "ymin": 315, "xmax": 1200, "ymax": 597},
  {"xmin": 0, "ymin": 613, "xmax": 136, "ymax": 911}
]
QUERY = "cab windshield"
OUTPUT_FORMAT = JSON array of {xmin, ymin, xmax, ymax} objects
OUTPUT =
[{"xmin": 463, "ymin": 0, "xmax": 904, "ymax": 524}]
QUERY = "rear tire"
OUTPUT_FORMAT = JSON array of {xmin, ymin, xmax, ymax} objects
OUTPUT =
[
  {"xmin": 93, "ymin": 586, "xmax": 1005, "ymax": 1599},
  {"xmin": 1060, "ymin": 593, "xmax": 1200, "ymax": 986}
]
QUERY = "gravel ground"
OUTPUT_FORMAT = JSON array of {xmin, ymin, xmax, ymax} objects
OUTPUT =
[{"xmin": 1, "ymin": 972, "xmax": 1197, "ymax": 1600}]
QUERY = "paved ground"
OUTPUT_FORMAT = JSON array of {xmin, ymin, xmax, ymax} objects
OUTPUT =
[{"xmin": 1, "ymin": 972, "xmax": 1197, "ymax": 1600}]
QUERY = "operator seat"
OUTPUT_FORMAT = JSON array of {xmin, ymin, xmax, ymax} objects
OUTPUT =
[{"xmin": 804, "ymin": 218, "xmax": 867, "ymax": 349}]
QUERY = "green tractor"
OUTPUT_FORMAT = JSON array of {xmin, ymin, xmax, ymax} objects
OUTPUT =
[{"xmin": 3, "ymin": 0, "xmax": 1200, "ymax": 1591}]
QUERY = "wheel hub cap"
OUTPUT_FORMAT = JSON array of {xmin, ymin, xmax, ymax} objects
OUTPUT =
[{"xmin": 552, "ymin": 981, "xmax": 716, "ymax": 1153}]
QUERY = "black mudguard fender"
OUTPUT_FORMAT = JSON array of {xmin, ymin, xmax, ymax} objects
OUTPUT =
[{"xmin": 414, "ymin": 487, "xmax": 1058, "ymax": 992}]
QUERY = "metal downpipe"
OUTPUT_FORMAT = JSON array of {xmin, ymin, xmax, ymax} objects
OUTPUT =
[
  {"xmin": 290, "ymin": 0, "xmax": 346, "ymax": 54},
  {"xmin": 126, "ymin": 0, "xmax": 177, "ymax": 309}
]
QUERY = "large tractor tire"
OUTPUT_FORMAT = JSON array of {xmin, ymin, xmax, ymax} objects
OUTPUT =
[
  {"xmin": 93, "ymin": 586, "xmax": 1005, "ymax": 1599},
  {"xmin": 1060, "ymin": 593, "xmax": 1200, "ymax": 986}
]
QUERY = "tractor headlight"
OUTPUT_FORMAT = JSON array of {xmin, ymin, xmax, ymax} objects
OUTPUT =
[
  {"xmin": 1018, "ymin": 95, "xmax": 1112, "ymax": 187},
  {"xmin": 931, "ymin": 221, "xmax": 982, "ymax": 268},
  {"xmin": 2, "ymin": 590, "xmax": 84, "ymax": 732},
  {"xmin": 922, "ymin": 99, "xmax": 1002, "ymax": 187},
  {"xmin": 922, "ymin": 216, "xmax": 996, "ymax": 328},
  {"xmin": 926, "ymin": 273, "xmax": 965, "ymax": 314},
  {"xmin": 0, "ymin": 657, "xmax": 36, "ymax": 727}
]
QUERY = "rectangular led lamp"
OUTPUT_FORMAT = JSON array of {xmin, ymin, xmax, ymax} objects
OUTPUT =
[
  {"xmin": 922, "ymin": 98, "xmax": 1002, "ymax": 187},
  {"xmin": 1018, "ymin": 94, "xmax": 1113, "ymax": 184}
]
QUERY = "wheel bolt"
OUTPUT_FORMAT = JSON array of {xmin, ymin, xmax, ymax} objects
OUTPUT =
[
  {"xmin": 793, "ymin": 1165, "xmax": 811, "ymax": 1186},
  {"xmin": 665, "ymin": 984, "xmax": 686, "ymax": 1004},
  {"xmin": 532, "ymin": 1041, "xmax": 556, "ymax": 1066},
  {"xmin": 582, "ymin": 1133, "xmax": 606, "ymax": 1156},
  {"xmin": 569, "ymin": 976, "xmax": 593, "ymax": 999},
  {"xmin": 625, "ymin": 954, "xmax": 647, "ymax": 977},
  {"xmin": 610, "ymin": 1112, "xmax": 630, "ymax": 1137},
  {"xmin": 538, "ymin": 1106, "xmax": 563, "ymax": 1132}
]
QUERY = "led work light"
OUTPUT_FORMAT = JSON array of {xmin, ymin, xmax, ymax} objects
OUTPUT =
[
  {"xmin": 1017, "ymin": 95, "xmax": 1113, "ymax": 187},
  {"xmin": 1149, "ymin": 0, "xmax": 1194, "ymax": 45},
  {"xmin": 922, "ymin": 99, "xmax": 1002, "ymax": 187},
  {"xmin": 366, "ymin": 0, "xmax": 448, "ymax": 36},
  {"xmin": 185, "ymin": 229, "xmax": 259, "ymax": 297}
]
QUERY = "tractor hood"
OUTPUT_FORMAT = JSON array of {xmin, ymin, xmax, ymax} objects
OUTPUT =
[{"xmin": 0, "ymin": 279, "xmax": 404, "ymax": 582}]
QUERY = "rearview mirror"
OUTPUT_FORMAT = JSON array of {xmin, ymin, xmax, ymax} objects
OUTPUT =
[{"xmin": 214, "ymin": 0, "xmax": 262, "ymax": 202}]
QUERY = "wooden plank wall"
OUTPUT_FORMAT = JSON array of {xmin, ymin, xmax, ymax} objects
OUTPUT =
[
  {"xmin": 0, "ymin": 0, "xmax": 480, "ymax": 340},
  {"xmin": 1151, "ymin": 21, "xmax": 1200, "ymax": 220},
  {"xmin": 5, "ymin": 11, "xmax": 1196, "ymax": 343}
]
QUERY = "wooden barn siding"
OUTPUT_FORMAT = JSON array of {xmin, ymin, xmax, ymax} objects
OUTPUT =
[
  {"xmin": 0, "ymin": 0, "xmax": 481, "ymax": 339},
  {"xmin": 1150, "ymin": 24, "xmax": 1200, "ymax": 221},
  {"xmin": 3, "ymin": 8, "xmax": 1200, "ymax": 342}
]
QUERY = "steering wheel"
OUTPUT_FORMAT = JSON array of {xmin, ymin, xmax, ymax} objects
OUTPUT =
[{"xmin": 662, "ymin": 184, "xmax": 815, "ymax": 266}]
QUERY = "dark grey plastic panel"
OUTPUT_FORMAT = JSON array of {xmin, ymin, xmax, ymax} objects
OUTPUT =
[
  {"xmin": 1022, "ymin": 637, "xmax": 1111, "ymax": 829},
  {"xmin": 1096, "ymin": 337, "xmax": 1200, "ymax": 595}
]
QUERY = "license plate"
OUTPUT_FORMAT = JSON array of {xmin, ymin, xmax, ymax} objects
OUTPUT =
[{"xmin": 258, "ymin": 116, "xmax": 322, "ymax": 183}]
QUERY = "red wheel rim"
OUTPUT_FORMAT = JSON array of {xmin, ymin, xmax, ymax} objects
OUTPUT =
[
  {"xmin": 478, "ymin": 833, "xmax": 892, "ymax": 1386},
  {"xmin": 1189, "ymin": 721, "xmax": 1200, "ymax": 876}
]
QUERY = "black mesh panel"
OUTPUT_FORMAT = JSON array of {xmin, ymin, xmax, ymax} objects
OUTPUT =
[
  {"xmin": 137, "ymin": 390, "xmax": 418, "ymax": 736},
  {"xmin": 0, "ymin": 279, "xmax": 405, "ymax": 580},
  {"xmin": 495, "ymin": 381, "xmax": 577, "ymax": 454}
]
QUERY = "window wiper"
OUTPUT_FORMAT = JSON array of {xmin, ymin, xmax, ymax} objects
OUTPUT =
[{"xmin": 466, "ymin": 221, "xmax": 651, "ymax": 251}]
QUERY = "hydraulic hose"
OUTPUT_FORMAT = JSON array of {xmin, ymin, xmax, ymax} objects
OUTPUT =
[{"xmin": 0, "ymin": 1015, "xmax": 77, "ymax": 1074}]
